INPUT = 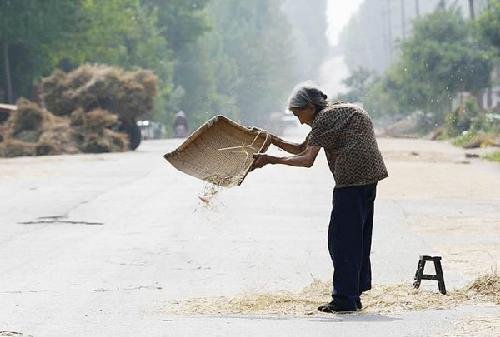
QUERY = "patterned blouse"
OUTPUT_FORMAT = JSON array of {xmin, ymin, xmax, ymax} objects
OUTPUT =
[{"xmin": 307, "ymin": 102, "xmax": 388, "ymax": 188}]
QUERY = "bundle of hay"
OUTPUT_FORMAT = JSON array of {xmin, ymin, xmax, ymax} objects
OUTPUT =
[
  {"xmin": 42, "ymin": 64, "xmax": 157, "ymax": 150},
  {"xmin": 70, "ymin": 108, "xmax": 128, "ymax": 153},
  {"xmin": 0, "ymin": 98, "xmax": 127, "ymax": 158},
  {"xmin": 42, "ymin": 64, "xmax": 157, "ymax": 122},
  {"xmin": 9, "ymin": 98, "xmax": 44, "ymax": 142},
  {"xmin": 0, "ymin": 98, "xmax": 76, "ymax": 157},
  {"xmin": 0, "ymin": 64, "xmax": 155, "ymax": 157},
  {"xmin": 460, "ymin": 132, "xmax": 500, "ymax": 149}
]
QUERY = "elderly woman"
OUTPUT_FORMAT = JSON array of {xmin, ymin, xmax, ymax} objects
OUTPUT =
[{"xmin": 252, "ymin": 85, "xmax": 388, "ymax": 312}]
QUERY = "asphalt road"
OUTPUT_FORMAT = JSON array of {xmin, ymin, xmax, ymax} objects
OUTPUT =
[{"xmin": 0, "ymin": 135, "xmax": 498, "ymax": 337}]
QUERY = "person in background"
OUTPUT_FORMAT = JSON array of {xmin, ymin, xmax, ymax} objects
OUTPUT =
[
  {"xmin": 251, "ymin": 84, "xmax": 388, "ymax": 312},
  {"xmin": 173, "ymin": 111, "xmax": 188, "ymax": 138}
]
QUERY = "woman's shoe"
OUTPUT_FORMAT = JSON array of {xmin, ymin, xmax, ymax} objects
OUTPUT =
[{"xmin": 317, "ymin": 299, "xmax": 358, "ymax": 313}]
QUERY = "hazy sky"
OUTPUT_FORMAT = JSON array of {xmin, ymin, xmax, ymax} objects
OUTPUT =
[
  {"xmin": 319, "ymin": 0, "xmax": 365, "ymax": 97},
  {"xmin": 326, "ymin": 0, "xmax": 364, "ymax": 46}
]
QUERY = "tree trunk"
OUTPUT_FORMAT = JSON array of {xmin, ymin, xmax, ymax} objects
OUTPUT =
[
  {"xmin": 401, "ymin": 0, "xmax": 406, "ymax": 39},
  {"xmin": 2, "ymin": 42, "xmax": 13, "ymax": 104},
  {"xmin": 468, "ymin": 0, "xmax": 475, "ymax": 19}
]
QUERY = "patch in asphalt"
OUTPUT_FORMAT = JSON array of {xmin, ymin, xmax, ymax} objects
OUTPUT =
[
  {"xmin": 18, "ymin": 215, "xmax": 103, "ymax": 226},
  {"xmin": 0, "ymin": 332, "xmax": 33, "ymax": 337}
]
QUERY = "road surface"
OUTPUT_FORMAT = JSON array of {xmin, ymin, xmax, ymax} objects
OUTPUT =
[{"xmin": 0, "ymin": 135, "xmax": 498, "ymax": 336}]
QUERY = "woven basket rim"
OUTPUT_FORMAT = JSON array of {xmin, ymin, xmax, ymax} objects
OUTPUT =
[
  {"xmin": 163, "ymin": 115, "xmax": 271, "ymax": 186},
  {"xmin": 164, "ymin": 115, "xmax": 267, "ymax": 158}
]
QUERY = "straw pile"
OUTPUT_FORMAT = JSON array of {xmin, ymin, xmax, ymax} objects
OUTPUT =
[
  {"xmin": 42, "ymin": 64, "xmax": 157, "ymax": 151},
  {"xmin": 165, "ymin": 273, "xmax": 499, "ymax": 316},
  {"xmin": 69, "ymin": 108, "xmax": 128, "ymax": 153},
  {"xmin": 42, "ymin": 64, "xmax": 157, "ymax": 122},
  {"xmin": 0, "ymin": 99, "xmax": 74, "ymax": 157},
  {"xmin": 461, "ymin": 133, "xmax": 500, "ymax": 149},
  {"xmin": 0, "ymin": 98, "xmax": 127, "ymax": 157},
  {"xmin": 0, "ymin": 64, "xmax": 155, "ymax": 157}
]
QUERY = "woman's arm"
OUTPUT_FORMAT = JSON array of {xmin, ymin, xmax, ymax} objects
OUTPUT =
[
  {"xmin": 269, "ymin": 134, "xmax": 308, "ymax": 155},
  {"xmin": 251, "ymin": 145, "xmax": 320, "ymax": 170}
]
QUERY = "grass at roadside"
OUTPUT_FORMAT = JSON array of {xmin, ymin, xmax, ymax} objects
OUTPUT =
[
  {"xmin": 451, "ymin": 132, "xmax": 498, "ymax": 148},
  {"xmin": 483, "ymin": 151, "xmax": 500, "ymax": 162}
]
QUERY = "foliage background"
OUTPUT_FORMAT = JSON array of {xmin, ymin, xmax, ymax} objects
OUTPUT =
[{"xmin": 0, "ymin": 0, "xmax": 328, "ymax": 133}]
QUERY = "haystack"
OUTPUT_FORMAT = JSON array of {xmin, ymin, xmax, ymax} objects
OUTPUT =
[
  {"xmin": 41, "ymin": 64, "xmax": 157, "ymax": 151},
  {"xmin": 42, "ymin": 64, "xmax": 157, "ymax": 122},
  {"xmin": 0, "ymin": 98, "xmax": 75, "ymax": 157},
  {"xmin": 0, "ymin": 98, "xmax": 127, "ymax": 158},
  {"xmin": 0, "ymin": 139, "xmax": 38, "ymax": 157},
  {"xmin": 1, "ymin": 65, "xmax": 157, "ymax": 157},
  {"xmin": 70, "ymin": 108, "xmax": 127, "ymax": 153}
]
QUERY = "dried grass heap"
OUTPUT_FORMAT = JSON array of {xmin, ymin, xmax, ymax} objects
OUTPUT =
[
  {"xmin": 0, "ymin": 98, "xmax": 127, "ymax": 157},
  {"xmin": 42, "ymin": 64, "xmax": 157, "ymax": 122},
  {"xmin": 0, "ymin": 64, "xmax": 156, "ymax": 157},
  {"xmin": 165, "ymin": 273, "xmax": 500, "ymax": 316},
  {"xmin": 0, "ymin": 99, "xmax": 77, "ymax": 157}
]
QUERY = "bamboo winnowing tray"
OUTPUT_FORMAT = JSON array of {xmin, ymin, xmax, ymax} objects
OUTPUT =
[{"xmin": 164, "ymin": 116, "xmax": 271, "ymax": 187}]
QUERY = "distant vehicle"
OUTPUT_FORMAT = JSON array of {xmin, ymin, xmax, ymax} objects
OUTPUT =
[{"xmin": 137, "ymin": 120, "xmax": 165, "ymax": 140}]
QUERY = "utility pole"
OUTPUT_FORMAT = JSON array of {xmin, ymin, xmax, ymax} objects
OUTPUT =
[
  {"xmin": 415, "ymin": 0, "xmax": 420, "ymax": 18},
  {"xmin": 468, "ymin": 0, "xmax": 475, "ymax": 19},
  {"xmin": 401, "ymin": 0, "xmax": 406, "ymax": 39}
]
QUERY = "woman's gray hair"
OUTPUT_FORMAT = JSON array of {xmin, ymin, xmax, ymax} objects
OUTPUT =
[{"xmin": 287, "ymin": 84, "xmax": 328, "ymax": 112}]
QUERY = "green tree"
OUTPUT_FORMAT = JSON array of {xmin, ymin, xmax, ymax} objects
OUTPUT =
[
  {"xmin": 381, "ymin": 6, "xmax": 492, "ymax": 117},
  {"xmin": 338, "ymin": 68, "xmax": 374, "ymax": 103},
  {"xmin": 204, "ymin": 0, "xmax": 295, "ymax": 126},
  {"xmin": 141, "ymin": 0, "xmax": 211, "ymax": 52},
  {"xmin": 281, "ymin": 0, "xmax": 329, "ymax": 80},
  {"xmin": 161, "ymin": 0, "xmax": 297, "ymax": 129},
  {"xmin": 140, "ymin": 0, "xmax": 216, "ymax": 128},
  {"xmin": 70, "ymin": 0, "xmax": 174, "ymax": 122},
  {"xmin": 477, "ymin": 1, "xmax": 500, "ymax": 56},
  {"xmin": 0, "ymin": 0, "xmax": 174, "ymax": 122},
  {"xmin": 0, "ymin": 0, "xmax": 82, "ymax": 102},
  {"xmin": 364, "ymin": 77, "xmax": 400, "ymax": 118}
]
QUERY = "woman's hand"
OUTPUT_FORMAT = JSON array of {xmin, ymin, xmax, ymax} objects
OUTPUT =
[
  {"xmin": 250, "ymin": 153, "xmax": 274, "ymax": 171},
  {"xmin": 250, "ymin": 126, "xmax": 282, "ymax": 146}
]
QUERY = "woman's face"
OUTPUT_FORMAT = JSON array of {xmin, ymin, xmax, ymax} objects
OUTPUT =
[{"xmin": 290, "ymin": 103, "xmax": 316, "ymax": 126}]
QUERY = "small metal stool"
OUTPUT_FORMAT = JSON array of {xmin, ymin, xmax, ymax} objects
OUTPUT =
[{"xmin": 413, "ymin": 255, "xmax": 446, "ymax": 295}]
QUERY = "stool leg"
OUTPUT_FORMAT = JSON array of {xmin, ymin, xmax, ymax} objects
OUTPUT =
[
  {"xmin": 413, "ymin": 259, "xmax": 426, "ymax": 289},
  {"xmin": 434, "ymin": 259, "xmax": 447, "ymax": 295}
]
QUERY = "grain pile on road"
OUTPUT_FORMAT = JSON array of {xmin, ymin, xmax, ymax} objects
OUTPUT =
[
  {"xmin": 165, "ymin": 273, "xmax": 499, "ymax": 316},
  {"xmin": 0, "ymin": 64, "xmax": 157, "ymax": 157}
]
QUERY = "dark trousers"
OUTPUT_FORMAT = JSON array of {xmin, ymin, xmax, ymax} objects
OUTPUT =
[{"xmin": 328, "ymin": 183, "xmax": 377, "ymax": 304}]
